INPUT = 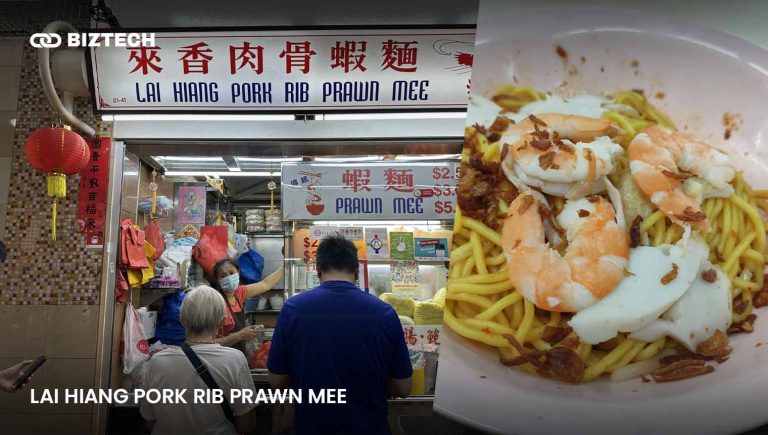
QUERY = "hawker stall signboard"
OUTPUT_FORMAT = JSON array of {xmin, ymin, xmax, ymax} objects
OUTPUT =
[
  {"xmin": 87, "ymin": 28, "xmax": 474, "ymax": 113},
  {"xmin": 281, "ymin": 162, "xmax": 459, "ymax": 220}
]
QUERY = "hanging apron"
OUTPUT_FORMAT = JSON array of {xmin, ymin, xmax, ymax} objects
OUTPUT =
[{"xmin": 223, "ymin": 293, "xmax": 247, "ymax": 355}]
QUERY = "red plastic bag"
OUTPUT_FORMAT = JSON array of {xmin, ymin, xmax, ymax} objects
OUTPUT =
[
  {"xmin": 255, "ymin": 340, "xmax": 271, "ymax": 369},
  {"xmin": 145, "ymin": 219, "xmax": 165, "ymax": 261},
  {"xmin": 116, "ymin": 268, "xmax": 130, "ymax": 303},
  {"xmin": 192, "ymin": 226, "xmax": 229, "ymax": 277},
  {"xmin": 120, "ymin": 218, "xmax": 149, "ymax": 269},
  {"xmin": 122, "ymin": 304, "xmax": 149, "ymax": 374}
]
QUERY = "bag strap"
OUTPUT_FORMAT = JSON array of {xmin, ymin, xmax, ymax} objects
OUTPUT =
[{"xmin": 179, "ymin": 343, "xmax": 235, "ymax": 423}]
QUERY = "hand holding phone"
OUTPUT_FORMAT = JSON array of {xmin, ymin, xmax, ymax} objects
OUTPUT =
[{"xmin": 0, "ymin": 357, "xmax": 45, "ymax": 392}]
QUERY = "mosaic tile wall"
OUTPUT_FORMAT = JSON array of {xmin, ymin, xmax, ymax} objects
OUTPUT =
[{"xmin": 0, "ymin": 42, "xmax": 112, "ymax": 304}]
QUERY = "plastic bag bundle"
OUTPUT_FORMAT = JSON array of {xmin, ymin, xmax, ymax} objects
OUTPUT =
[
  {"xmin": 246, "ymin": 209, "xmax": 266, "ymax": 233},
  {"xmin": 235, "ymin": 233, "xmax": 249, "ymax": 257},
  {"xmin": 265, "ymin": 209, "xmax": 282, "ymax": 232},
  {"xmin": 138, "ymin": 195, "xmax": 173, "ymax": 214}
]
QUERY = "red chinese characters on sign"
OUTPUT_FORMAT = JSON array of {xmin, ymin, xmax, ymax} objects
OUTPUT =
[
  {"xmin": 342, "ymin": 169, "xmax": 371, "ymax": 192},
  {"xmin": 178, "ymin": 42, "xmax": 213, "ymax": 74},
  {"xmin": 426, "ymin": 328, "xmax": 440, "ymax": 345},
  {"xmin": 126, "ymin": 39, "xmax": 424, "ymax": 76},
  {"xmin": 230, "ymin": 42, "xmax": 264, "ymax": 75},
  {"xmin": 128, "ymin": 47, "xmax": 163, "ymax": 75},
  {"xmin": 403, "ymin": 326, "xmax": 418, "ymax": 346},
  {"xmin": 330, "ymin": 41, "xmax": 367, "ymax": 72},
  {"xmin": 76, "ymin": 137, "xmax": 111, "ymax": 247},
  {"xmin": 381, "ymin": 40, "xmax": 418, "ymax": 72},
  {"xmin": 279, "ymin": 41, "xmax": 316, "ymax": 74},
  {"xmin": 384, "ymin": 168, "xmax": 414, "ymax": 192}
]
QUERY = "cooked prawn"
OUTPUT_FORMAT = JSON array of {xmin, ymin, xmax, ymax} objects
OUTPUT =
[
  {"xmin": 502, "ymin": 192, "xmax": 629, "ymax": 312},
  {"xmin": 500, "ymin": 113, "xmax": 624, "ymax": 199},
  {"xmin": 628, "ymin": 126, "xmax": 734, "ymax": 232}
]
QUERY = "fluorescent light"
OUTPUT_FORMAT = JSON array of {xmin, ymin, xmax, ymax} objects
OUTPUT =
[
  {"xmin": 228, "ymin": 167, "xmax": 242, "ymax": 172},
  {"xmin": 164, "ymin": 171, "xmax": 279, "ymax": 177},
  {"xmin": 395, "ymin": 154, "xmax": 461, "ymax": 161},
  {"xmin": 155, "ymin": 156, "xmax": 223, "ymax": 162},
  {"xmin": 322, "ymin": 112, "xmax": 467, "ymax": 121},
  {"xmin": 105, "ymin": 114, "xmax": 296, "ymax": 121},
  {"xmin": 236, "ymin": 157, "xmax": 303, "ymax": 162},
  {"xmin": 314, "ymin": 156, "xmax": 382, "ymax": 162}
]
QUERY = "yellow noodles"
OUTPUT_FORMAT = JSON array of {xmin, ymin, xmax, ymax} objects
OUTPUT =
[{"xmin": 446, "ymin": 86, "xmax": 768, "ymax": 383}]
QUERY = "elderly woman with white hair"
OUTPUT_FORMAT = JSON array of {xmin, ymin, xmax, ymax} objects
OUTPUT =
[{"xmin": 141, "ymin": 285, "xmax": 257, "ymax": 434}]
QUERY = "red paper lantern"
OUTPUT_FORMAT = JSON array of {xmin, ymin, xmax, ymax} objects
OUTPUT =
[{"xmin": 24, "ymin": 125, "xmax": 90, "ymax": 240}]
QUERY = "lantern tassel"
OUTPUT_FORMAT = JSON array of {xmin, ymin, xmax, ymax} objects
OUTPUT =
[
  {"xmin": 47, "ymin": 173, "xmax": 66, "ymax": 198},
  {"xmin": 46, "ymin": 173, "xmax": 66, "ymax": 241},
  {"xmin": 270, "ymin": 190, "xmax": 274, "ymax": 212},
  {"xmin": 150, "ymin": 170, "xmax": 158, "ymax": 215},
  {"xmin": 51, "ymin": 199, "xmax": 57, "ymax": 241}
]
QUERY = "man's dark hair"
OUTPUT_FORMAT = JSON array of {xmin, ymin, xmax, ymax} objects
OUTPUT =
[{"xmin": 316, "ymin": 234, "xmax": 359, "ymax": 274}]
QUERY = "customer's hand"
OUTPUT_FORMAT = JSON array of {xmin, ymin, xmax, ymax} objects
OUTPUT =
[
  {"xmin": 0, "ymin": 360, "xmax": 32, "ymax": 393},
  {"xmin": 237, "ymin": 325, "xmax": 262, "ymax": 342}
]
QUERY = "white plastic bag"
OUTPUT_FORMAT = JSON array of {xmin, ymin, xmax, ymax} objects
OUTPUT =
[{"xmin": 123, "ymin": 304, "xmax": 150, "ymax": 374}]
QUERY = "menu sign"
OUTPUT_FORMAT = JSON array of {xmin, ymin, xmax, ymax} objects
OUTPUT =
[
  {"xmin": 390, "ymin": 232, "xmax": 415, "ymax": 261},
  {"xmin": 309, "ymin": 225, "xmax": 363, "ymax": 241},
  {"xmin": 87, "ymin": 28, "xmax": 474, "ymax": 113},
  {"xmin": 391, "ymin": 260, "xmax": 420, "ymax": 298},
  {"xmin": 281, "ymin": 162, "xmax": 460, "ymax": 220},
  {"xmin": 414, "ymin": 237, "xmax": 450, "ymax": 261},
  {"xmin": 76, "ymin": 137, "xmax": 111, "ymax": 248},
  {"xmin": 365, "ymin": 228, "xmax": 389, "ymax": 260}
]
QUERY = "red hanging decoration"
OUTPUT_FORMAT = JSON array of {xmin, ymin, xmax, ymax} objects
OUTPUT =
[{"xmin": 24, "ymin": 125, "xmax": 90, "ymax": 240}]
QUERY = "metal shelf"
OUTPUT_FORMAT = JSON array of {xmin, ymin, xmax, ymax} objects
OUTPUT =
[{"xmin": 247, "ymin": 232, "xmax": 288, "ymax": 238}]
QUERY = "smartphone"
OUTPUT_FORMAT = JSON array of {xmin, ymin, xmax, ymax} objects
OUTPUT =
[{"xmin": 12, "ymin": 356, "xmax": 46, "ymax": 390}]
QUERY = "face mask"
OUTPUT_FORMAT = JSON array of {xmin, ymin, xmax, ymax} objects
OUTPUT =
[{"xmin": 219, "ymin": 273, "xmax": 240, "ymax": 292}]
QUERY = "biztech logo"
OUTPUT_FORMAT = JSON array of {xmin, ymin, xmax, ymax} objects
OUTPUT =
[{"xmin": 30, "ymin": 32, "xmax": 156, "ymax": 48}]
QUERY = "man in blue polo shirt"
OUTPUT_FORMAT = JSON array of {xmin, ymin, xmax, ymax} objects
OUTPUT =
[{"xmin": 267, "ymin": 234, "xmax": 413, "ymax": 434}]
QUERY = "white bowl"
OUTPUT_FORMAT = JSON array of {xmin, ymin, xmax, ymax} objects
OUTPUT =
[
  {"xmin": 269, "ymin": 295, "xmax": 284, "ymax": 310},
  {"xmin": 434, "ymin": 4, "xmax": 768, "ymax": 435},
  {"xmin": 257, "ymin": 297, "xmax": 267, "ymax": 311}
]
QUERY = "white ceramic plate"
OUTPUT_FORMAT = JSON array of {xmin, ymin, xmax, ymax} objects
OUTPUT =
[{"xmin": 434, "ymin": 4, "xmax": 768, "ymax": 434}]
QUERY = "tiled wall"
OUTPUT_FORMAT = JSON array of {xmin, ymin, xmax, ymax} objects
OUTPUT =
[
  {"xmin": 0, "ymin": 39, "xmax": 23, "ymax": 242},
  {"xmin": 0, "ymin": 41, "xmax": 113, "ymax": 434},
  {"xmin": 0, "ymin": 42, "xmax": 111, "ymax": 305}
]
